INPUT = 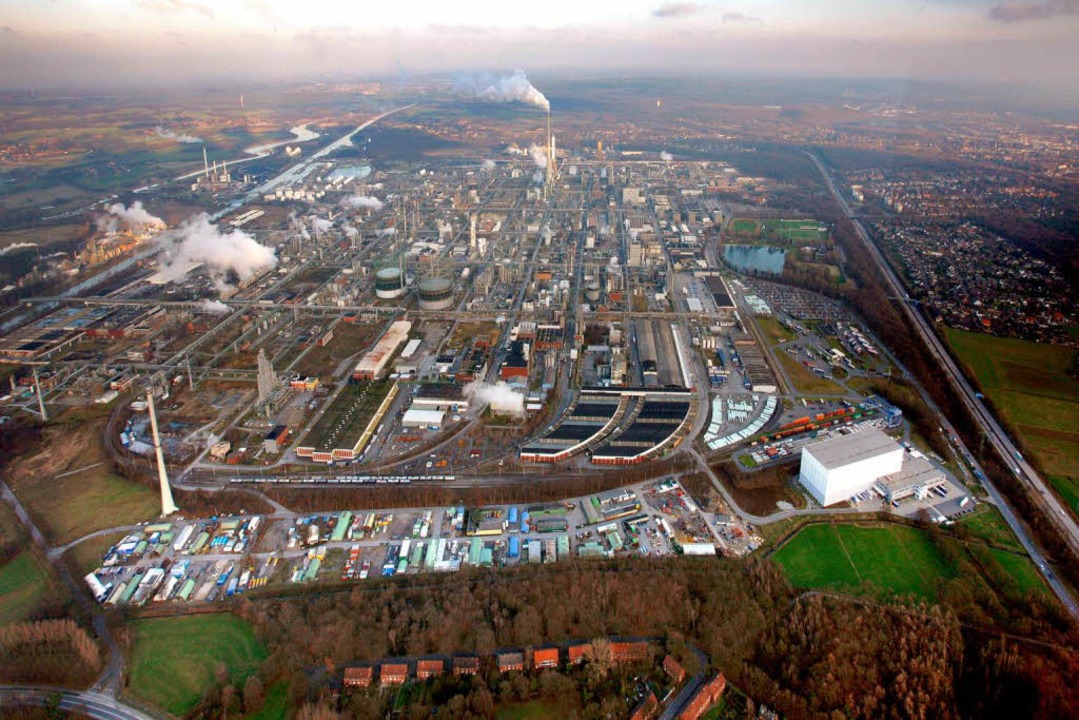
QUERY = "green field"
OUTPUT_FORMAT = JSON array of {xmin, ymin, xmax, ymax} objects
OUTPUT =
[
  {"xmin": 127, "ymin": 614, "xmax": 267, "ymax": 716},
  {"xmin": 496, "ymin": 698, "xmax": 581, "ymax": 720},
  {"xmin": 944, "ymin": 328, "xmax": 1079, "ymax": 509},
  {"xmin": 0, "ymin": 551, "xmax": 57, "ymax": 626},
  {"xmin": 729, "ymin": 217, "xmax": 828, "ymax": 244},
  {"xmin": 774, "ymin": 522, "xmax": 1052, "ymax": 604},
  {"xmin": 958, "ymin": 505, "xmax": 1022, "ymax": 552},
  {"xmin": 774, "ymin": 523, "xmax": 955, "ymax": 599}
]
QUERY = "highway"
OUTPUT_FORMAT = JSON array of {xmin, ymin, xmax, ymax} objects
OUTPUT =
[{"xmin": 808, "ymin": 151, "xmax": 1079, "ymax": 617}]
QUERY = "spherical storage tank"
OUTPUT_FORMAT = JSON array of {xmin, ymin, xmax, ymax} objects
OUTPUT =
[
  {"xmin": 374, "ymin": 267, "xmax": 406, "ymax": 299},
  {"xmin": 417, "ymin": 276, "xmax": 454, "ymax": 310}
]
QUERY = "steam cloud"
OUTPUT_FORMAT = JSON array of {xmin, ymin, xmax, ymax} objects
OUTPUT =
[
  {"xmin": 343, "ymin": 195, "xmax": 384, "ymax": 211},
  {"xmin": 0, "ymin": 242, "xmax": 38, "ymax": 255},
  {"xmin": 458, "ymin": 69, "xmax": 550, "ymax": 111},
  {"xmin": 156, "ymin": 214, "xmax": 277, "ymax": 290},
  {"xmin": 312, "ymin": 217, "xmax": 333, "ymax": 234},
  {"xmin": 154, "ymin": 126, "xmax": 203, "ymax": 143},
  {"xmin": 97, "ymin": 201, "xmax": 166, "ymax": 235},
  {"xmin": 481, "ymin": 159, "xmax": 496, "ymax": 171},
  {"xmin": 199, "ymin": 299, "xmax": 230, "ymax": 314},
  {"xmin": 463, "ymin": 381, "xmax": 525, "ymax": 418},
  {"xmin": 528, "ymin": 144, "xmax": 548, "ymax": 168},
  {"xmin": 660, "ymin": 151, "xmax": 673, "ymax": 162}
]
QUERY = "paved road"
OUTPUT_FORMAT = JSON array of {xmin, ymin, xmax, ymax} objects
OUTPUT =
[
  {"xmin": 808, "ymin": 151, "xmax": 1079, "ymax": 618},
  {"xmin": 0, "ymin": 687, "xmax": 156, "ymax": 720}
]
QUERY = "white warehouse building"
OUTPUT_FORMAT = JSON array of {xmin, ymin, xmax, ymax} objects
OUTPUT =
[{"xmin": 799, "ymin": 428, "xmax": 904, "ymax": 507}]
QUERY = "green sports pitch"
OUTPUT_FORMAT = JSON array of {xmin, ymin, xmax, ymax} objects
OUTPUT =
[{"xmin": 729, "ymin": 218, "xmax": 829, "ymax": 243}]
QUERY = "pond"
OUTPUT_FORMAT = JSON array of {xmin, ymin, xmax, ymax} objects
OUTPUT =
[{"xmin": 723, "ymin": 244, "xmax": 787, "ymax": 275}]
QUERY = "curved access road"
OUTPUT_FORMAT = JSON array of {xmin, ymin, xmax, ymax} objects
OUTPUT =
[{"xmin": 0, "ymin": 687, "xmax": 156, "ymax": 720}]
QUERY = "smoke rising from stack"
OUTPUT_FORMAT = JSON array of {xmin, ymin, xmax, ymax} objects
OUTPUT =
[
  {"xmin": 457, "ymin": 69, "xmax": 549, "ymax": 110},
  {"xmin": 101, "ymin": 201, "xmax": 166, "ymax": 233},
  {"xmin": 660, "ymin": 151, "xmax": 673, "ymax": 162},
  {"xmin": 312, "ymin": 217, "xmax": 333, "ymax": 234},
  {"xmin": 155, "ymin": 213, "xmax": 277, "ymax": 290},
  {"xmin": 481, "ymin": 159, "xmax": 496, "ymax": 171},
  {"xmin": 463, "ymin": 381, "xmax": 525, "ymax": 417},
  {"xmin": 199, "ymin": 299, "xmax": 231, "ymax": 314},
  {"xmin": 528, "ymin": 144, "xmax": 548, "ymax": 168},
  {"xmin": 154, "ymin": 126, "xmax": 203, "ymax": 143},
  {"xmin": 343, "ymin": 195, "xmax": 384, "ymax": 210}
]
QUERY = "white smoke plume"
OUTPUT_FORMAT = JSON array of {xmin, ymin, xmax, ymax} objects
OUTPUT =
[
  {"xmin": 312, "ymin": 218, "xmax": 333, "ymax": 234},
  {"xmin": 155, "ymin": 126, "xmax": 203, "ymax": 144},
  {"xmin": 104, "ymin": 201, "xmax": 166, "ymax": 231},
  {"xmin": 464, "ymin": 381, "xmax": 525, "ymax": 418},
  {"xmin": 529, "ymin": 144, "xmax": 548, "ymax": 168},
  {"xmin": 531, "ymin": 171, "xmax": 544, "ymax": 184},
  {"xmin": 660, "ymin": 151, "xmax": 673, "ymax": 162},
  {"xmin": 199, "ymin": 299, "xmax": 230, "ymax": 314},
  {"xmin": 343, "ymin": 195, "xmax": 384, "ymax": 211},
  {"xmin": 481, "ymin": 159, "xmax": 496, "ymax": 171},
  {"xmin": 568, "ymin": 165, "xmax": 578, "ymax": 176},
  {"xmin": 344, "ymin": 226, "xmax": 359, "ymax": 239},
  {"xmin": 156, "ymin": 214, "xmax": 277, "ymax": 290},
  {"xmin": 0, "ymin": 242, "xmax": 38, "ymax": 255},
  {"xmin": 459, "ymin": 69, "xmax": 549, "ymax": 110},
  {"xmin": 379, "ymin": 227, "xmax": 397, "ymax": 237}
]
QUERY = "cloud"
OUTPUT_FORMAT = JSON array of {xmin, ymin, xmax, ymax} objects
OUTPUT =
[
  {"xmin": 723, "ymin": 12, "xmax": 761, "ymax": 24},
  {"xmin": 99, "ymin": 201, "xmax": 166, "ymax": 233},
  {"xmin": 652, "ymin": 2, "xmax": 704, "ymax": 18},
  {"xmin": 463, "ymin": 381, "xmax": 525, "ymax": 418},
  {"xmin": 136, "ymin": 0, "xmax": 214, "ymax": 18},
  {"xmin": 456, "ymin": 69, "xmax": 549, "ymax": 110},
  {"xmin": 988, "ymin": 0, "xmax": 1079, "ymax": 21}
]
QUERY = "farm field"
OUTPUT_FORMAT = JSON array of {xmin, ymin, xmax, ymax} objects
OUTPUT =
[
  {"xmin": 127, "ymin": 614, "xmax": 267, "ymax": 716},
  {"xmin": 944, "ymin": 328, "xmax": 1079, "ymax": 508}
]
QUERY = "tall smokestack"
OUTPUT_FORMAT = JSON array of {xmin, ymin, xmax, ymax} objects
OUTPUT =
[
  {"xmin": 32, "ymin": 367, "xmax": 47, "ymax": 422},
  {"xmin": 146, "ymin": 390, "xmax": 179, "ymax": 517},
  {"xmin": 239, "ymin": 94, "xmax": 245, "ymax": 111},
  {"xmin": 203, "ymin": 146, "xmax": 209, "ymax": 177}
]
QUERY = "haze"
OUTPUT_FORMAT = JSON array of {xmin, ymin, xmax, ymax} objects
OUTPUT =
[{"xmin": 0, "ymin": 0, "xmax": 1076, "ymax": 93}]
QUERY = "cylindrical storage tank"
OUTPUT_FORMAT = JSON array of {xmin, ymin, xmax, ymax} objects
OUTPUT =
[
  {"xmin": 417, "ymin": 277, "xmax": 454, "ymax": 310},
  {"xmin": 585, "ymin": 283, "xmax": 601, "ymax": 302},
  {"xmin": 375, "ymin": 267, "xmax": 406, "ymax": 299}
]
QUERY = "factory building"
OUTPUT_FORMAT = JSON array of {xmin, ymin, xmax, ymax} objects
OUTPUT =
[
  {"xmin": 500, "ymin": 340, "xmax": 531, "ymax": 381},
  {"xmin": 401, "ymin": 408, "xmax": 445, "ymax": 429},
  {"xmin": 798, "ymin": 428, "xmax": 904, "ymax": 506},
  {"xmin": 352, "ymin": 321, "xmax": 412, "ymax": 380}
]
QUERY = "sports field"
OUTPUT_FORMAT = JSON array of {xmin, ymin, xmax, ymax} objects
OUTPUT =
[
  {"xmin": 127, "ymin": 614, "xmax": 267, "ymax": 716},
  {"xmin": 944, "ymin": 328, "xmax": 1079, "ymax": 513},
  {"xmin": 728, "ymin": 218, "xmax": 828, "ymax": 244}
]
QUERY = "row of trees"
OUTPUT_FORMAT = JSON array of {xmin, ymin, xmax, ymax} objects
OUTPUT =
[{"xmin": 0, "ymin": 619, "xmax": 102, "ymax": 688}]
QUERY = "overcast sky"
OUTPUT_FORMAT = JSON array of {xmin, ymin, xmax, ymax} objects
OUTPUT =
[{"xmin": 0, "ymin": 0, "xmax": 1076, "ymax": 92}]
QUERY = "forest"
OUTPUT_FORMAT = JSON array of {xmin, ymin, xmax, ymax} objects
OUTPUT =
[{"xmin": 164, "ymin": 555, "xmax": 1079, "ymax": 720}]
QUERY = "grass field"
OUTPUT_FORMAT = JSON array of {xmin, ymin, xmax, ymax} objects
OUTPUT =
[
  {"xmin": 127, "ymin": 614, "xmax": 267, "ymax": 716},
  {"xmin": 65, "ymin": 533, "xmax": 126, "ymax": 575},
  {"xmin": 773, "ymin": 523, "xmax": 955, "ymax": 599},
  {"xmin": 774, "ymin": 522, "xmax": 1050, "ymax": 604},
  {"xmin": 944, "ymin": 328, "xmax": 1079, "ymax": 508},
  {"xmin": 0, "ymin": 551, "xmax": 57, "ymax": 626},
  {"xmin": 775, "ymin": 352, "xmax": 845, "ymax": 395},
  {"xmin": 958, "ymin": 505, "xmax": 1022, "ymax": 552},
  {"xmin": 14, "ymin": 469, "xmax": 158, "ymax": 546},
  {"xmin": 756, "ymin": 316, "xmax": 795, "ymax": 345},
  {"xmin": 728, "ymin": 218, "xmax": 828, "ymax": 244}
]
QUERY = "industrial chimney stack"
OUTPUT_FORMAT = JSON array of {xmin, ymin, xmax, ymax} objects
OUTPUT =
[{"xmin": 146, "ymin": 390, "xmax": 179, "ymax": 517}]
